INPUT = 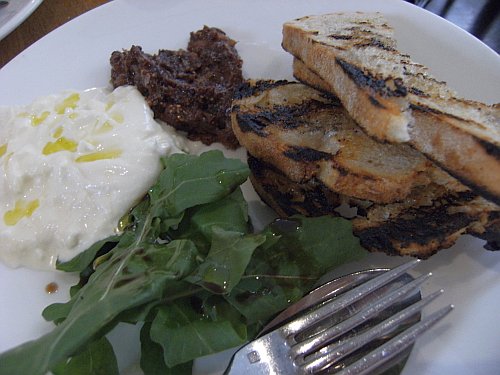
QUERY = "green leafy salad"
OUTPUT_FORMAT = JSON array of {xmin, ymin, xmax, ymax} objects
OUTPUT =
[{"xmin": 0, "ymin": 150, "xmax": 366, "ymax": 375}]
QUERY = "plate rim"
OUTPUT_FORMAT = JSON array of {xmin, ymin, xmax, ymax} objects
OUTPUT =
[
  {"xmin": 0, "ymin": 0, "xmax": 44, "ymax": 41},
  {"xmin": 0, "ymin": 1, "xmax": 499, "ymax": 375}
]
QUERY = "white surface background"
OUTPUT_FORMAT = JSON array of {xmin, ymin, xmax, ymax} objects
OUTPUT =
[{"xmin": 0, "ymin": 1, "xmax": 499, "ymax": 374}]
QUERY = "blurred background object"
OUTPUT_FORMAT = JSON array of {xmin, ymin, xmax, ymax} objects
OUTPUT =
[{"xmin": 407, "ymin": 0, "xmax": 499, "ymax": 52}]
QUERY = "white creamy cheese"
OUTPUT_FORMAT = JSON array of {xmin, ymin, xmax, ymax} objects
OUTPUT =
[{"xmin": 0, "ymin": 86, "xmax": 186, "ymax": 270}]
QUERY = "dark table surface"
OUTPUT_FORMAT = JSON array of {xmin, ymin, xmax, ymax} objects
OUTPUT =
[{"xmin": 0, "ymin": 0, "xmax": 498, "ymax": 70}]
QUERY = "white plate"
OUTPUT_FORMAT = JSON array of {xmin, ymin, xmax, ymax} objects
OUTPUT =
[
  {"xmin": 0, "ymin": 0, "xmax": 43, "ymax": 41},
  {"xmin": 0, "ymin": 0, "xmax": 499, "ymax": 374}
]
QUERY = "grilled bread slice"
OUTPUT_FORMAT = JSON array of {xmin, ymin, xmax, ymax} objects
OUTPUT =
[
  {"xmin": 282, "ymin": 12, "xmax": 500, "ymax": 204},
  {"xmin": 248, "ymin": 154, "xmax": 500, "ymax": 258},
  {"xmin": 231, "ymin": 80, "xmax": 442, "ymax": 203}
]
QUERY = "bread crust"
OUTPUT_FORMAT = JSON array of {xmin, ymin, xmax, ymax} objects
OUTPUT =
[{"xmin": 283, "ymin": 12, "xmax": 500, "ymax": 204}]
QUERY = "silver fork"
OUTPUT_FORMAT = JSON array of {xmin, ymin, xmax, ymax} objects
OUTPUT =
[{"xmin": 224, "ymin": 259, "xmax": 452, "ymax": 374}]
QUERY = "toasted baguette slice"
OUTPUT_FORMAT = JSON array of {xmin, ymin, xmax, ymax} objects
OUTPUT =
[
  {"xmin": 231, "ymin": 80, "xmax": 441, "ymax": 203},
  {"xmin": 283, "ymin": 12, "xmax": 500, "ymax": 204},
  {"xmin": 248, "ymin": 154, "xmax": 500, "ymax": 258}
]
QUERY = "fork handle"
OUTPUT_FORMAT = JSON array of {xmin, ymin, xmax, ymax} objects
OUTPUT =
[
  {"xmin": 224, "ymin": 347, "xmax": 258, "ymax": 375},
  {"xmin": 224, "ymin": 336, "xmax": 292, "ymax": 375},
  {"xmin": 224, "ymin": 345, "xmax": 269, "ymax": 375}
]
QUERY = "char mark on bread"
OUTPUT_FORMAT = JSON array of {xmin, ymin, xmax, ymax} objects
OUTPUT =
[
  {"xmin": 234, "ymin": 80, "xmax": 292, "ymax": 100},
  {"xmin": 235, "ymin": 113, "xmax": 271, "ymax": 137},
  {"xmin": 478, "ymin": 139, "xmax": 500, "ymax": 159},
  {"xmin": 335, "ymin": 58, "xmax": 407, "ymax": 98},
  {"xmin": 234, "ymin": 99, "xmax": 337, "ymax": 137},
  {"xmin": 283, "ymin": 146, "xmax": 332, "ymax": 162},
  {"xmin": 248, "ymin": 155, "xmax": 343, "ymax": 217},
  {"xmin": 233, "ymin": 81, "xmax": 342, "ymax": 138}
]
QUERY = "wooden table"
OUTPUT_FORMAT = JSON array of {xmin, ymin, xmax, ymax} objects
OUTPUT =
[{"xmin": 0, "ymin": 0, "xmax": 110, "ymax": 69}]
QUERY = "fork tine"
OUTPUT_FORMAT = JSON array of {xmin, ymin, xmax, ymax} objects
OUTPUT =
[
  {"xmin": 327, "ymin": 304, "xmax": 453, "ymax": 375},
  {"xmin": 285, "ymin": 260, "xmax": 420, "ymax": 335},
  {"xmin": 292, "ymin": 272, "xmax": 431, "ymax": 357},
  {"xmin": 298, "ymin": 289, "xmax": 444, "ymax": 373}
]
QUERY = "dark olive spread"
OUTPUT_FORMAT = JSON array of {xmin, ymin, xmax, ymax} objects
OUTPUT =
[{"xmin": 110, "ymin": 26, "xmax": 244, "ymax": 148}]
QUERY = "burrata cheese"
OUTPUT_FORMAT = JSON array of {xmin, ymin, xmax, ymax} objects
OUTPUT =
[{"xmin": 0, "ymin": 86, "xmax": 186, "ymax": 270}]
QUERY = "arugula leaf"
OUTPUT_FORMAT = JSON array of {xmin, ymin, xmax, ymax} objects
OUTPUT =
[
  {"xmin": 172, "ymin": 189, "xmax": 250, "ymax": 251},
  {"xmin": 146, "ymin": 151, "xmax": 249, "ymax": 235},
  {"xmin": 191, "ymin": 228, "xmax": 266, "ymax": 294},
  {"xmin": 226, "ymin": 277, "xmax": 305, "ymax": 325},
  {"xmin": 42, "ymin": 297, "xmax": 76, "ymax": 324},
  {"xmin": 260, "ymin": 216, "xmax": 365, "ymax": 275},
  {"xmin": 188, "ymin": 189, "xmax": 249, "ymax": 238},
  {"xmin": 150, "ymin": 297, "xmax": 246, "ymax": 367},
  {"xmin": 140, "ymin": 323, "xmax": 193, "ymax": 375},
  {"xmin": 56, "ymin": 235, "xmax": 121, "ymax": 273},
  {"xmin": 51, "ymin": 336, "xmax": 118, "ymax": 375}
]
